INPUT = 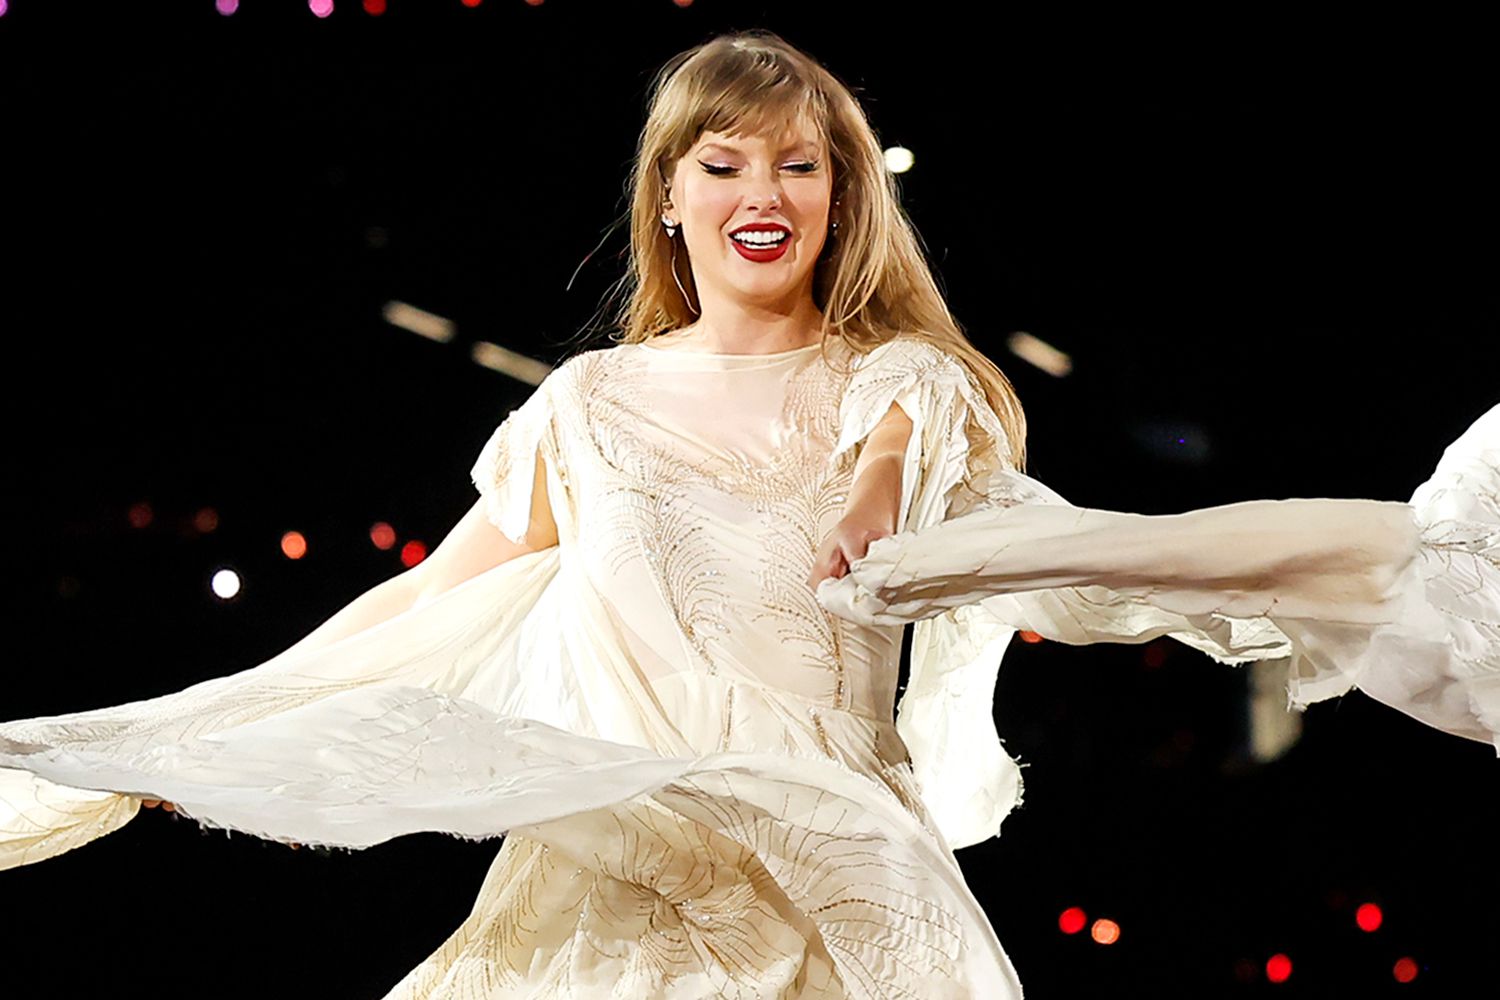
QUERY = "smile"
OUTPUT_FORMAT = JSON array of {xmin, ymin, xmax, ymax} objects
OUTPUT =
[{"xmin": 729, "ymin": 231, "xmax": 791, "ymax": 262}]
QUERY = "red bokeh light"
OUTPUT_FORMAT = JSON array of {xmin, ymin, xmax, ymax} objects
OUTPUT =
[
  {"xmin": 400, "ymin": 540, "xmax": 427, "ymax": 568},
  {"xmin": 1393, "ymin": 957, "xmax": 1419, "ymax": 983},
  {"xmin": 1057, "ymin": 907, "xmax": 1086, "ymax": 935},
  {"xmin": 1356, "ymin": 902, "xmax": 1383, "ymax": 932},
  {"xmin": 281, "ymin": 531, "xmax": 308, "ymax": 560},
  {"xmin": 128, "ymin": 502, "xmax": 154, "ymax": 529},
  {"xmin": 194, "ymin": 506, "xmax": 220, "ymax": 533},
  {"xmin": 1265, "ymin": 953, "xmax": 1293, "ymax": 983},
  {"xmin": 362, "ymin": 0, "xmax": 386, "ymax": 14},
  {"xmin": 370, "ymin": 521, "xmax": 397, "ymax": 551}
]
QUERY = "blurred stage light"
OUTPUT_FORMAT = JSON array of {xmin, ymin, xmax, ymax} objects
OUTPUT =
[
  {"xmin": 194, "ymin": 507, "xmax": 220, "ymax": 533},
  {"xmin": 215, "ymin": 0, "xmax": 238, "ymax": 15},
  {"xmin": 1356, "ymin": 902, "xmax": 1383, "ymax": 932},
  {"xmin": 400, "ymin": 539, "xmax": 428, "ymax": 567},
  {"xmin": 281, "ymin": 530, "xmax": 308, "ymax": 560},
  {"xmin": 1058, "ymin": 907, "xmax": 1087, "ymax": 934},
  {"xmin": 211, "ymin": 567, "xmax": 242, "ymax": 600},
  {"xmin": 1393, "ymin": 957, "xmax": 1419, "ymax": 983},
  {"xmin": 883, "ymin": 146, "xmax": 915, "ymax": 174},
  {"xmin": 1018, "ymin": 630, "xmax": 1043, "ymax": 645},
  {"xmin": 370, "ymin": 521, "xmax": 397, "ymax": 551},
  {"xmin": 1006, "ymin": 331, "xmax": 1072, "ymax": 378},
  {"xmin": 472, "ymin": 340, "xmax": 553, "ymax": 386},
  {"xmin": 309, "ymin": 0, "xmax": 334, "ymax": 18},
  {"xmin": 384, "ymin": 300, "xmax": 456, "ymax": 343},
  {"xmin": 1265, "ymin": 953, "xmax": 1293, "ymax": 983},
  {"xmin": 128, "ymin": 502, "xmax": 154, "ymax": 529},
  {"xmin": 363, "ymin": 0, "xmax": 387, "ymax": 14},
  {"xmin": 1090, "ymin": 918, "xmax": 1120, "ymax": 944}
]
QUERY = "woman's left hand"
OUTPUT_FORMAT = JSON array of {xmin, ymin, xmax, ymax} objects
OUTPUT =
[{"xmin": 807, "ymin": 512, "xmax": 895, "ymax": 591}]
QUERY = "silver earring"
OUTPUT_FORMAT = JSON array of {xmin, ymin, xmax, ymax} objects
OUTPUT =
[
  {"xmin": 669, "ymin": 240, "xmax": 699, "ymax": 316},
  {"xmin": 661, "ymin": 213, "xmax": 679, "ymax": 239}
]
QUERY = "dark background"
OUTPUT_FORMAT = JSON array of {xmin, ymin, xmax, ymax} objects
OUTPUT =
[{"xmin": 2, "ymin": 2, "xmax": 1495, "ymax": 997}]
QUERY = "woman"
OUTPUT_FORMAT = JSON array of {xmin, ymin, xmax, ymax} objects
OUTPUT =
[{"xmin": 2, "ymin": 30, "xmax": 1494, "ymax": 999}]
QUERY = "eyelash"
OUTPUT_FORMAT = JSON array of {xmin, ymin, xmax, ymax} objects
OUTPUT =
[{"xmin": 699, "ymin": 162, "xmax": 819, "ymax": 176}]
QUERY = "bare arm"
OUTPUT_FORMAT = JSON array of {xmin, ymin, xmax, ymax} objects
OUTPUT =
[
  {"xmin": 142, "ymin": 449, "xmax": 558, "ymax": 824},
  {"xmin": 277, "ymin": 447, "xmax": 558, "ymax": 659},
  {"xmin": 807, "ymin": 401, "xmax": 915, "ymax": 589}
]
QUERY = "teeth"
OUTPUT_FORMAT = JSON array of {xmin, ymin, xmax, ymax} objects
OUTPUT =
[{"xmin": 732, "ymin": 231, "xmax": 788, "ymax": 246}]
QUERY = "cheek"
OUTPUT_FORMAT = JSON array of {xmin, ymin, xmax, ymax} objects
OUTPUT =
[{"xmin": 681, "ymin": 181, "xmax": 738, "ymax": 229}]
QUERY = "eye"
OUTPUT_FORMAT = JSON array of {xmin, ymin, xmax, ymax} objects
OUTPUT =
[{"xmin": 697, "ymin": 161, "xmax": 820, "ymax": 176}]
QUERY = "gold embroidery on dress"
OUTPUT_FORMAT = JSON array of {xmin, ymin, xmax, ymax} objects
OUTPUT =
[{"xmin": 557, "ymin": 347, "xmax": 863, "ymax": 700}]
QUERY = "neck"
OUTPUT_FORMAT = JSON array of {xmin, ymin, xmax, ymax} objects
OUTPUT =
[{"xmin": 675, "ymin": 287, "xmax": 826, "ymax": 355}]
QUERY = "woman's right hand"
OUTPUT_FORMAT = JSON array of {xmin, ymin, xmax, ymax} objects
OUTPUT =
[{"xmin": 140, "ymin": 798, "xmax": 301, "ymax": 849}]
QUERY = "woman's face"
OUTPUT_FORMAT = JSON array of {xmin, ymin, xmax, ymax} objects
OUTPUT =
[{"xmin": 666, "ymin": 122, "xmax": 833, "ymax": 313}]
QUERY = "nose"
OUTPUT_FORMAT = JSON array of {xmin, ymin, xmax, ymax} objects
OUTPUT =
[{"xmin": 744, "ymin": 175, "xmax": 783, "ymax": 212}]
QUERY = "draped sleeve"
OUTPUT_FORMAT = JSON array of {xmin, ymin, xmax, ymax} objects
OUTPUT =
[
  {"xmin": 469, "ymin": 367, "xmax": 569, "ymax": 546},
  {"xmin": 819, "ymin": 395, "xmax": 1500, "ymax": 829},
  {"xmin": 826, "ymin": 338, "xmax": 1041, "ymax": 850}
]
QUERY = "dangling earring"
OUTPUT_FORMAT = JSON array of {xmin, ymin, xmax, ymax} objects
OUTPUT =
[
  {"xmin": 669, "ymin": 242, "xmax": 700, "ymax": 316},
  {"xmin": 830, "ymin": 198, "xmax": 841, "ymax": 237},
  {"xmin": 660, "ymin": 212, "xmax": 678, "ymax": 239}
]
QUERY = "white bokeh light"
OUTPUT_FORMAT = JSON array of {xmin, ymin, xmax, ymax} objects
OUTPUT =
[
  {"xmin": 883, "ymin": 146, "xmax": 915, "ymax": 174},
  {"xmin": 211, "ymin": 568, "xmax": 242, "ymax": 600}
]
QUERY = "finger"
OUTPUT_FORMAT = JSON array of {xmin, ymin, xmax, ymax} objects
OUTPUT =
[
  {"xmin": 162, "ymin": 802, "xmax": 176, "ymax": 813},
  {"xmin": 141, "ymin": 799, "xmax": 161, "ymax": 808}
]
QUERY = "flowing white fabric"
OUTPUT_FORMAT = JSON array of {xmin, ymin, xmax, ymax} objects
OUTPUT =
[
  {"xmin": 0, "ymin": 337, "xmax": 1023, "ymax": 998},
  {"xmin": 819, "ymin": 400, "xmax": 1500, "ymax": 761},
  {"xmin": 2, "ymin": 333, "xmax": 1492, "ymax": 998}
]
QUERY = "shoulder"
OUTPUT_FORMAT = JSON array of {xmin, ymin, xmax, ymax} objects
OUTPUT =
[
  {"xmin": 849, "ymin": 336, "xmax": 970, "ymax": 388},
  {"xmin": 528, "ymin": 344, "xmax": 629, "ymax": 400}
]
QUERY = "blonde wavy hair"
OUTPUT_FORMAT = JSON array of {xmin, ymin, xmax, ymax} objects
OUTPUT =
[{"xmin": 596, "ymin": 29, "xmax": 1028, "ymax": 472}]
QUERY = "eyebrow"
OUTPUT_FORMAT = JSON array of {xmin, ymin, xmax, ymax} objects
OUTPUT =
[{"xmin": 698, "ymin": 141, "xmax": 822, "ymax": 156}]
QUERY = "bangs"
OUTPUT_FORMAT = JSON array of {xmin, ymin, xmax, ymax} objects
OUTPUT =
[{"xmin": 675, "ymin": 50, "xmax": 831, "ymax": 155}]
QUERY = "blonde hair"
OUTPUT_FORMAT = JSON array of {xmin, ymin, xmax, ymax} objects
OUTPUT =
[{"xmin": 595, "ymin": 29, "xmax": 1028, "ymax": 472}]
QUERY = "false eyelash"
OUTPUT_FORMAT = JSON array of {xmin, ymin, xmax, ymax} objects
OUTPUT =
[{"xmin": 699, "ymin": 162, "xmax": 819, "ymax": 175}]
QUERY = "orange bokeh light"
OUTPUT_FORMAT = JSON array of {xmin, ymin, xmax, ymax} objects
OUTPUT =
[
  {"xmin": 1090, "ymin": 919, "xmax": 1120, "ymax": 945},
  {"xmin": 370, "ymin": 521, "xmax": 397, "ymax": 551},
  {"xmin": 281, "ymin": 531, "xmax": 308, "ymax": 560}
]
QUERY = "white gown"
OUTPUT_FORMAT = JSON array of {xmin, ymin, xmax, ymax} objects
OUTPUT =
[{"xmin": 1, "ymin": 336, "xmax": 1495, "ymax": 999}]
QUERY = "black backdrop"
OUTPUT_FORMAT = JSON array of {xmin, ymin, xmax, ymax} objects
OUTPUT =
[{"xmin": 2, "ymin": 3, "xmax": 1495, "ymax": 997}]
